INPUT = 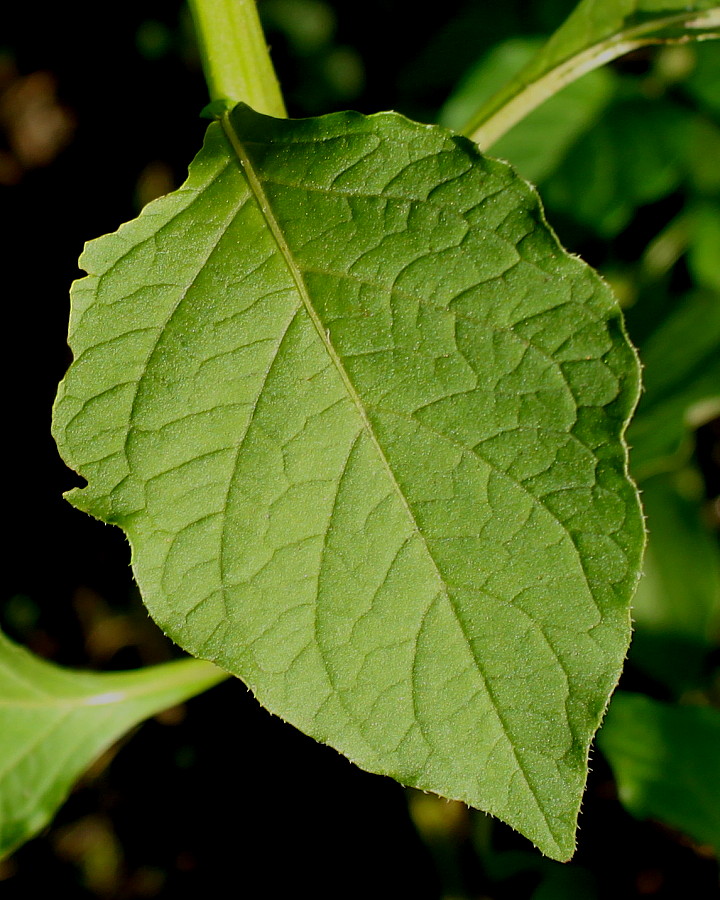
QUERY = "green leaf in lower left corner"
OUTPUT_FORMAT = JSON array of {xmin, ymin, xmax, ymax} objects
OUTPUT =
[{"xmin": 0, "ymin": 628, "xmax": 226, "ymax": 858}]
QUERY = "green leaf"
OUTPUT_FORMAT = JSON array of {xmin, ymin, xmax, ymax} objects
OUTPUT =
[
  {"xmin": 685, "ymin": 39, "xmax": 720, "ymax": 116},
  {"xmin": 599, "ymin": 692, "xmax": 720, "ymax": 852},
  {"xmin": 465, "ymin": 0, "xmax": 720, "ymax": 148},
  {"xmin": 628, "ymin": 291, "xmax": 720, "ymax": 476},
  {"xmin": 441, "ymin": 39, "xmax": 547, "ymax": 135},
  {"xmin": 541, "ymin": 97, "xmax": 691, "ymax": 238},
  {"xmin": 630, "ymin": 472, "xmax": 720, "ymax": 691},
  {"xmin": 52, "ymin": 104, "xmax": 644, "ymax": 860},
  {"xmin": 0, "ymin": 630, "xmax": 226, "ymax": 858},
  {"xmin": 440, "ymin": 38, "xmax": 616, "ymax": 186},
  {"xmin": 685, "ymin": 117, "xmax": 720, "ymax": 195},
  {"xmin": 687, "ymin": 203, "xmax": 720, "ymax": 292}
]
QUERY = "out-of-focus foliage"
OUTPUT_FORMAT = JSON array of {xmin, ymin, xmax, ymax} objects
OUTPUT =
[
  {"xmin": 600, "ymin": 693, "xmax": 720, "ymax": 853},
  {"xmin": 0, "ymin": 631, "xmax": 225, "ymax": 860},
  {"xmin": 455, "ymin": 0, "xmax": 720, "ymax": 147}
]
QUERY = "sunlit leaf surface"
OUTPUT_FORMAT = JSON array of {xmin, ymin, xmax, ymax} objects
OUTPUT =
[{"xmin": 53, "ymin": 104, "xmax": 643, "ymax": 859}]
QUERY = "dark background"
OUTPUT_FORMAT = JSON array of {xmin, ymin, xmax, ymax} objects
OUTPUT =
[{"xmin": 1, "ymin": 1, "xmax": 719, "ymax": 896}]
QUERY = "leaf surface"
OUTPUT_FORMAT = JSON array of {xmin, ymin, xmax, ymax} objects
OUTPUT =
[
  {"xmin": 599, "ymin": 692, "xmax": 720, "ymax": 852},
  {"xmin": 465, "ymin": 0, "xmax": 720, "ymax": 147},
  {"xmin": 0, "ymin": 630, "xmax": 225, "ymax": 858},
  {"xmin": 53, "ymin": 104, "xmax": 643, "ymax": 860}
]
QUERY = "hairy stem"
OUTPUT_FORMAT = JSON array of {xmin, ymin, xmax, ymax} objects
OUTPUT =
[{"xmin": 188, "ymin": 0, "xmax": 287, "ymax": 117}]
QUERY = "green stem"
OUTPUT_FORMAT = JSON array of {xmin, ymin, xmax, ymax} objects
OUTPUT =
[
  {"xmin": 188, "ymin": 0, "xmax": 287, "ymax": 117},
  {"xmin": 465, "ymin": 33, "xmax": 639, "ymax": 149},
  {"xmin": 463, "ymin": 8, "xmax": 720, "ymax": 150}
]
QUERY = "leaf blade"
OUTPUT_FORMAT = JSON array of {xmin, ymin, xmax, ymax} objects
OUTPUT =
[
  {"xmin": 53, "ymin": 105, "xmax": 644, "ymax": 860},
  {"xmin": 0, "ymin": 630, "xmax": 226, "ymax": 858}
]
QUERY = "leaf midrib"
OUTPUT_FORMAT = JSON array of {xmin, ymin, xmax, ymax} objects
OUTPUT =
[
  {"xmin": 220, "ymin": 112, "xmax": 564, "ymax": 847},
  {"xmin": 220, "ymin": 113, "xmax": 442, "ymax": 601}
]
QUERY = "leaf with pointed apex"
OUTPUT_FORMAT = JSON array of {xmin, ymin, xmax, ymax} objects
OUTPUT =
[
  {"xmin": 0, "ymin": 629, "xmax": 225, "ymax": 858},
  {"xmin": 53, "ymin": 104, "xmax": 643, "ymax": 860}
]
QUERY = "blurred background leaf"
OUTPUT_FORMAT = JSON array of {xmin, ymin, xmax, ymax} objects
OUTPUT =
[
  {"xmin": 629, "ymin": 472, "xmax": 720, "ymax": 692},
  {"xmin": 599, "ymin": 693, "xmax": 720, "ymax": 854},
  {"xmin": 0, "ymin": 629, "xmax": 225, "ymax": 860},
  {"xmin": 628, "ymin": 290, "xmax": 720, "ymax": 478}
]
